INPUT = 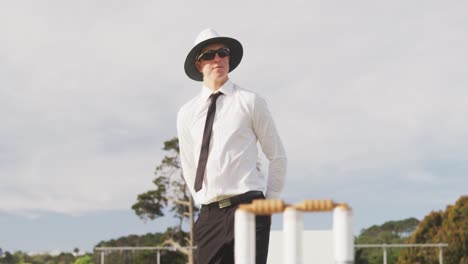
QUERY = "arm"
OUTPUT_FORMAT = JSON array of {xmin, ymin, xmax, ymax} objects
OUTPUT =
[
  {"xmin": 177, "ymin": 109, "xmax": 197, "ymax": 198},
  {"xmin": 252, "ymin": 95, "xmax": 287, "ymax": 199}
]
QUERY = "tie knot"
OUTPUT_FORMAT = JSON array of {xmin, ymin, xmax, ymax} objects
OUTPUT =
[{"xmin": 210, "ymin": 92, "xmax": 223, "ymax": 101}]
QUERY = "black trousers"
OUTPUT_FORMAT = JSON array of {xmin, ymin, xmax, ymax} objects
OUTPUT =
[{"xmin": 194, "ymin": 195, "xmax": 271, "ymax": 264}]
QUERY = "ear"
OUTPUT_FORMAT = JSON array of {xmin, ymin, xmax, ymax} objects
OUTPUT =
[{"xmin": 195, "ymin": 61, "xmax": 203, "ymax": 73}]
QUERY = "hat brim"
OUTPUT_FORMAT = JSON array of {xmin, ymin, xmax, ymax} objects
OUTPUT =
[{"xmin": 184, "ymin": 37, "xmax": 243, "ymax": 81}]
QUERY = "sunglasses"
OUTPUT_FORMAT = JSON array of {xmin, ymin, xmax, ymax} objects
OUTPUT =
[{"xmin": 197, "ymin": 48, "xmax": 230, "ymax": 61}]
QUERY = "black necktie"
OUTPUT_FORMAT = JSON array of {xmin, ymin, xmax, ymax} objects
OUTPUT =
[{"xmin": 194, "ymin": 92, "xmax": 223, "ymax": 192}]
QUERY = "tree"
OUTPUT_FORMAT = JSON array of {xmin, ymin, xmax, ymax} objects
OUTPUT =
[
  {"xmin": 95, "ymin": 231, "xmax": 185, "ymax": 264},
  {"xmin": 398, "ymin": 195, "xmax": 468, "ymax": 264},
  {"xmin": 74, "ymin": 255, "xmax": 94, "ymax": 264},
  {"xmin": 355, "ymin": 217, "xmax": 419, "ymax": 264},
  {"xmin": 132, "ymin": 137, "xmax": 197, "ymax": 264},
  {"xmin": 54, "ymin": 252, "xmax": 75, "ymax": 264},
  {"xmin": 0, "ymin": 251, "xmax": 18, "ymax": 264}
]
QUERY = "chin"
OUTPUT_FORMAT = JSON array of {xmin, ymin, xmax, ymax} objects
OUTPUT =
[{"xmin": 212, "ymin": 73, "xmax": 227, "ymax": 80}]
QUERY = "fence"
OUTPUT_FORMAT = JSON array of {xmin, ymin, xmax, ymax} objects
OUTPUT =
[
  {"xmin": 96, "ymin": 243, "xmax": 448, "ymax": 264},
  {"xmin": 94, "ymin": 246, "xmax": 194, "ymax": 264},
  {"xmin": 355, "ymin": 243, "xmax": 449, "ymax": 264}
]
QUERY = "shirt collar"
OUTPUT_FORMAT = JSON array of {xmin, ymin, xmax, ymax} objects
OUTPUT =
[{"xmin": 200, "ymin": 79, "xmax": 234, "ymax": 101}]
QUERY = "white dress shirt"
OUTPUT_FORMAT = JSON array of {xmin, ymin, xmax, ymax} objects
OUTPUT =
[{"xmin": 177, "ymin": 79, "xmax": 287, "ymax": 205}]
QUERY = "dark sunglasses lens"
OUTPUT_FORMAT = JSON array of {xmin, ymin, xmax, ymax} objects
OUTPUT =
[
  {"xmin": 199, "ymin": 48, "xmax": 230, "ymax": 61},
  {"xmin": 217, "ymin": 48, "xmax": 230, "ymax": 58},
  {"xmin": 200, "ymin": 51, "xmax": 216, "ymax": 61}
]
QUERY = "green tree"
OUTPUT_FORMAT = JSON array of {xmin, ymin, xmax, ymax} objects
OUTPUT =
[
  {"xmin": 398, "ymin": 195, "xmax": 468, "ymax": 264},
  {"xmin": 0, "ymin": 251, "xmax": 79, "ymax": 264},
  {"xmin": 95, "ymin": 231, "xmax": 185, "ymax": 264},
  {"xmin": 0, "ymin": 251, "xmax": 18, "ymax": 264},
  {"xmin": 55, "ymin": 252, "xmax": 76, "ymax": 264},
  {"xmin": 132, "ymin": 137, "xmax": 197, "ymax": 264},
  {"xmin": 12, "ymin": 251, "xmax": 27, "ymax": 264},
  {"xmin": 355, "ymin": 218, "xmax": 419, "ymax": 264},
  {"xmin": 74, "ymin": 255, "xmax": 94, "ymax": 264}
]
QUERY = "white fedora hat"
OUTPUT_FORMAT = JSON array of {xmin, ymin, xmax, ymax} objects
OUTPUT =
[{"xmin": 184, "ymin": 28, "xmax": 243, "ymax": 81}]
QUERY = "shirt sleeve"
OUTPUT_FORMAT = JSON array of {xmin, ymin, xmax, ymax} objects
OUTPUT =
[
  {"xmin": 252, "ymin": 95, "xmax": 287, "ymax": 199},
  {"xmin": 177, "ymin": 108, "xmax": 197, "ymax": 198}
]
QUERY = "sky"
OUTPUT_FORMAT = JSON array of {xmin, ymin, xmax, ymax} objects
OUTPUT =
[{"xmin": 1, "ymin": 0, "xmax": 467, "ymax": 254}]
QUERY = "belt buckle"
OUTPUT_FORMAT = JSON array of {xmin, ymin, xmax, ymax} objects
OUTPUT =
[{"xmin": 218, "ymin": 198, "xmax": 231, "ymax": 208}]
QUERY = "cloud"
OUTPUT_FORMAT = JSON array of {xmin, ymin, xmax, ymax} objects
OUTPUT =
[{"xmin": 0, "ymin": 0, "xmax": 467, "ymax": 227}]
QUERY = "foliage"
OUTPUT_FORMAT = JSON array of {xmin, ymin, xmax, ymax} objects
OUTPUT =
[
  {"xmin": 0, "ymin": 251, "xmax": 19, "ymax": 264},
  {"xmin": 93, "ymin": 230, "xmax": 186, "ymax": 264},
  {"xmin": 132, "ymin": 137, "xmax": 196, "ymax": 229},
  {"xmin": 74, "ymin": 255, "xmax": 94, "ymax": 264},
  {"xmin": 398, "ymin": 195, "xmax": 468, "ymax": 264},
  {"xmin": 0, "ymin": 251, "xmax": 77, "ymax": 264},
  {"xmin": 355, "ymin": 218, "xmax": 420, "ymax": 264},
  {"xmin": 96, "ymin": 232, "xmax": 167, "ymax": 247},
  {"xmin": 132, "ymin": 137, "xmax": 197, "ymax": 263}
]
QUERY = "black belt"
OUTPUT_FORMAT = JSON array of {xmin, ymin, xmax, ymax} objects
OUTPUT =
[{"xmin": 202, "ymin": 191, "xmax": 264, "ymax": 209}]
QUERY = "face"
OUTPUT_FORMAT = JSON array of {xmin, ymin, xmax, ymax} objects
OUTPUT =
[{"xmin": 195, "ymin": 43, "xmax": 230, "ymax": 84}]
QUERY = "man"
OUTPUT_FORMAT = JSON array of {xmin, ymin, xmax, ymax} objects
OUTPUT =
[{"xmin": 177, "ymin": 28, "xmax": 287, "ymax": 264}]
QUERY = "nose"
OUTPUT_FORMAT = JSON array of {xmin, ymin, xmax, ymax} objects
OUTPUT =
[{"xmin": 213, "ymin": 53, "xmax": 222, "ymax": 61}]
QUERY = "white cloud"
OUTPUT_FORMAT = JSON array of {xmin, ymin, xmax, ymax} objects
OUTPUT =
[{"xmin": 0, "ymin": 0, "xmax": 467, "ymax": 227}]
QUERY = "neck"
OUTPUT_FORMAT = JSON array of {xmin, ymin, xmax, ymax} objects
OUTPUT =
[{"xmin": 203, "ymin": 77, "xmax": 228, "ymax": 91}]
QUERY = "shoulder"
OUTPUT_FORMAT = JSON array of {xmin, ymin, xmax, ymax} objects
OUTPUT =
[
  {"xmin": 233, "ymin": 84, "xmax": 265, "ymax": 104},
  {"xmin": 233, "ymin": 84, "xmax": 269, "ymax": 112}
]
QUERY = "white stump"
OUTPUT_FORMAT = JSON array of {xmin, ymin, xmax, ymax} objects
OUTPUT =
[
  {"xmin": 235, "ymin": 209, "xmax": 255, "ymax": 264},
  {"xmin": 284, "ymin": 207, "xmax": 303, "ymax": 264},
  {"xmin": 333, "ymin": 206, "xmax": 354, "ymax": 264}
]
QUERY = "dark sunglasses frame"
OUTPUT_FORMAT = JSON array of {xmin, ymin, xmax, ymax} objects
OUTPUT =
[{"xmin": 197, "ymin": 48, "xmax": 230, "ymax": 61}]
